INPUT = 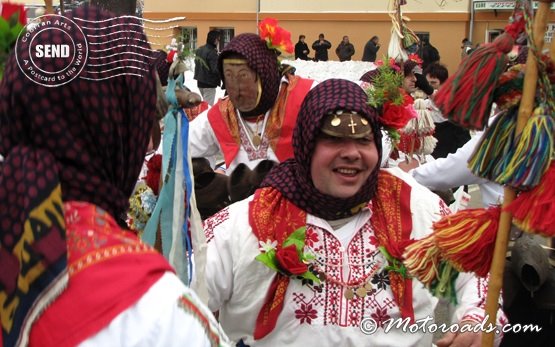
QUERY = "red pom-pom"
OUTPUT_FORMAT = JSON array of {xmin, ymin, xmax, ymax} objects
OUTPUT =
[
  {"xmin": 506, "ymin": 163, "xmax": 555, "ymax": 236},
  {"xmin": 434, "ymin": 33, "xmax": 514, "ymax": 130}
]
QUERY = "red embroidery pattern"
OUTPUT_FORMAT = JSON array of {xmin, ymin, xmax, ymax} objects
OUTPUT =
[
  {"xmin": 238, "ymin": 121, "xmax": 271, "ymax": 161},
  {"xmin": 178, "ymin": 294, "xmax": 222, "ymax": 347},
  {"xmin": 438, "ymin": 198, "xmax": 451, "ymax": 217},
  {"xmin": 294, "ymin": 303, "xmax": 318, "ymax": 324},
  {"xmin": 65, "ymin": 202, "xmax": 158, "ymax": 277},
  {"xmin": 290, "ymin": 222, "xmax": 399, "ymax": 328},
  {"xmin": 203, "ymin": 208, "xmax": 230, "ymax": 243}
]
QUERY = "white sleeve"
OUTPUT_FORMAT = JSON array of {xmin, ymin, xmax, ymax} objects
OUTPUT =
[
  {"xmin": 450, "ymin": 274, "xmax": 507, "ymax": 346},
  {"xmin": 410, "ymin": 132, "xmax": 491, "ymax": 190},
  {"xmin": 189, "ymin": 108, "xmax": 222, "ymax": 159},
  {"xmin": 200, "ymin": 207, "xmax": 240, "ymax": 312},
  {"xmin": 80, "ymin": 272, "xmax": 231, "ymax": 347}
]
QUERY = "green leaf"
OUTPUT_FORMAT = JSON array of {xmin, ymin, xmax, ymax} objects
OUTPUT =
[
  {"xmin": 255, "ymin": 251, "xmax": 280, "ymax": 273},
  {"xmin": 282, "ymin": 237, "xmax": 304, "ymax": 253},
  {"xmin": 283, "ymin": 226, "xmax": 307, "ymax": 253},
  {"xmin": 10, "ymin": 23, "xmax": 24, "ymax": 40}
]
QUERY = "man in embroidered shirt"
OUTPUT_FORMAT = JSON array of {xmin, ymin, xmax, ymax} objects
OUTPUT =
[
  {"xmin": 188, "ymin": 33, "xmax": 315, "ymax": 175},
  {"xmin": 198, "ymin": 79, "xmax": 506, "ymax": 346}
]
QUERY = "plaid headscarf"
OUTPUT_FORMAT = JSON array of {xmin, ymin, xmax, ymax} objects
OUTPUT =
[
  {"xmin": 153, "ymin": 49, "xmax": 170, "ymax": 86},
  {"xmin": 261, "ymin": 79, "xmax": 382, "ymax": 220},
  {"xmin": 0, "ymin": 6, "xmax": 157, "ymax": 224},
  {"xmin": 218, "ymin": 33, "xmax": 280, "ymax": 118},
  {"xmin": 0, "ymin": 6, "xmax": 157, "ymax": 345}
]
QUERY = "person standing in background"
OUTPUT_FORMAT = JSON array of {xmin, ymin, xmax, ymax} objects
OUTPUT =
[
  {"xmin": 423, "ymin": 62, "xmax": 470, "ymax": 159},
  {"xmin": 362, "ymin": 35, "xmax": 380, "ymax": 62},
  {"xmin": 311, "ymin": 33, "xmax": 332, "ymax": 61},
  {"xmin": 335, "ymin": 35, "xmax": 355, "ymax": 61},
  {"xmin": 194, "ymin": 30, "xmax": 222, "ymax": 106},
  {"xmin": 294, "ymin": 34, "xmax": 311, "ymax": 60},
  {"xmin": 418, "ymin": 38, "xmax": 440, "ymax": 70}
]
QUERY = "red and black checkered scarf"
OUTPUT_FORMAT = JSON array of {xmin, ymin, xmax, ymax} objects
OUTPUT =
[
  {"xmin": 218, "ymin": 33, "xmax": 280, "ymax": 118},
  {"xmin": 261, "ymin": 79, "xmax": 383, "ymax": 220},
  {"xmin": 0, "ymin": 6, "xmax": 157, "ymax": 345}
]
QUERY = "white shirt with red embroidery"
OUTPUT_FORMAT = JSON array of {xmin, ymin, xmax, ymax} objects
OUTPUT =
[{"xmin": 200, "ymin": 168, "xmax": 507, "ymax": 346}]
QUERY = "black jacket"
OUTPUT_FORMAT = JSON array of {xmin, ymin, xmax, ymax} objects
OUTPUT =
[
  {"xmin": 194, "ymin": 43, "xmax": 220, "ymax": 88},
  {"xmin": 335, "ymin": 42, "xmax": 355, "ymax": 62},
  {"xmin": 295, "ymin": 41, "xmax": 310, "ymax": 60},
  {"xmin": 311, "ymin": 39, "xmax": 332, "ymax": 61},
  {"xmin": 362, "ymin": 40, "xmax": 380, "ymax": 62}
]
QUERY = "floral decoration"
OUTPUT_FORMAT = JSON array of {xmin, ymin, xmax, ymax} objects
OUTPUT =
[
  {"xmin": 407, "ymin": 53, "xmax": 423, "ymax": 66},
  {"xmin": 1, "ymin": 1, "xmax": 26, "ymax": 79},
  {"xmin": 128, "ymin": 182, "xmax": 157, "ymax": 233},
  {"xmin": 361, "ymin": 59, "xmax": 417, "ymax": 147},
  {"xmin": 127, "ymin": 154, "xmax": 162, "ymax": 233},
  {"xmin": 258, "ymin": 17, "xmax": 294, "ymax": 55},
  {"xmin": 256, "ymin": 226, "xmax": 321, "ymax": 284}
]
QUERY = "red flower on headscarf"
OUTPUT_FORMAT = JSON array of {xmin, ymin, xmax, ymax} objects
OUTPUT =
[
  {"xmin": 1, "ymin": 2, "xmax": 26, "ymax": 25},
  {"xmin": 381, "ymin": 92, "xmax": 416, "ymax": 129},
  {"xmin": 258, "ymin": 17, "xmax": 294, "ymax": 54}
]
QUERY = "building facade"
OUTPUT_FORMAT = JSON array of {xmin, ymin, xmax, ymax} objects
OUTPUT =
[{"xmin": 14, "ymin": 1, "xmax": 555, "ymax": 74}]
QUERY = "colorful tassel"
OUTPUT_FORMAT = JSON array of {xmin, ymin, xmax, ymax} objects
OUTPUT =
[
  {"xmin": 497, "ymin": 108, "xmax": 554, "ymax": 189},
  {"xmin": 433, "ymin": 207, "xmax": 501, "ymax": 277},
  {"xmin": 506, "ymin": 162, "xmax": 555, "ymax": 236},
  {"xmin": 434, "ymin": 33, "xmax": 514, "ymax": 130},
  {"xmin": 492, "ymin": 65, "xmax": 525, "ymax": 111},
  {"xmin": 403, "ymin": 235, "xmax": 441, "ymax": 286},
  {"xmin": 468, "ymin": 108, "xmax": 517, "ymax": 182}
]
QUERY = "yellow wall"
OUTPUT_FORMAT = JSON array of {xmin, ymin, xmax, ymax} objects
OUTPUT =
[
  {"xmin": 142, "ymin": 0, "xmax": 555, "ymax": 75},
  {"xmin": 143, "ymin": 11, "xmax": 469, "ymax": 74},
  {"xmin": 143, "ymin": 0, "xmax": 470, "ymax": 13},
  {"xmin": 259, "ymin": 0, "xmax": 469, "ymax": 13},
  {"xmin": 144, "ymin": 0, "xmax": 257, "ymax": 13}
]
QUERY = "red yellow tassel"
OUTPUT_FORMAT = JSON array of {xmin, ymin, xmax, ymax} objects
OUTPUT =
[
  {"xmin": 403, "ymin": 235, "xmax": 441, "ymax": 286},
  {"xmin": 433, "ymin": 207, "xmax": 501, "ymax": 277},
  {"xmin": 434, "ymin": 33, "xmax": 513, "ymax": 130},
  {"xmin": 506, "ymin": 162, "xmax": 555, "ymax": 236}
]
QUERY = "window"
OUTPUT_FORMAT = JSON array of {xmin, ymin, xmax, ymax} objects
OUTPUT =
[
  {"xmin": 415, "ymin": 32, "xmax": 431, "ymax": 57},
  {"xmin": 181, "ymin": 27, "xmax": 198, "ymax": 51},
  {"xmin": 212, "ymin": 28, "xmax": 235, "ymax": 50},
  {"xmin": 486, "ymin": 29, "xmax": 504, "ymax": 43},
  {"xmin": 415, "ymin": 32, "xmax": 430, "ymax": 44}
]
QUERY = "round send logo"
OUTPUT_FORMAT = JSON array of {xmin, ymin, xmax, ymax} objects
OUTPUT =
[{"xmin": 15, "ymin": 14, "xmax": 88, "ymax": 87}]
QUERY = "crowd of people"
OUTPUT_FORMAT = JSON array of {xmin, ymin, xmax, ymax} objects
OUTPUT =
[
  {"xmin": 1, "ymin": 4, "xmax": 553, "ymax": 347},
  {"xmin": 292, "ymin": 33, "xmax": 443, "ymax": 65}
]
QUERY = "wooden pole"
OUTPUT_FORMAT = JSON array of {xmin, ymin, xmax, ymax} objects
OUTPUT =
[
  {"xmin": 481, "ymin": 1, "xmax": 552, "ymax": 346},
  {"xmin": 44, "ymin": 0, "xmax": 53, "ymax": 15}
]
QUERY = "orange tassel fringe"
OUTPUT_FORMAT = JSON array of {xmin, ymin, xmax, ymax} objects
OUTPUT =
[
  {"xmin": 434, "ymin": 207, "xmax": 501, "ymax": 277},
  {"xmin": 403, "ymin": 235, "xmax": 441, "ymax": 286},
  {"xmin": 506, "ymin": 162, "xmax": 555, "ymax": 236}
]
